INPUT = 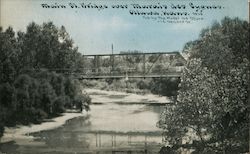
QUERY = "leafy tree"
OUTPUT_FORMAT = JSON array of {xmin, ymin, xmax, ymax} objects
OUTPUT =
[
  {"xmin": 159, "ymin": 17, "xmax": 249, "ymax": 153},
  {"xmin": 64, "ymin": 77, "xmax": 80, "ymax": 100},
  {"xmin": 14, "ymin": 75, "xmax": 33, "ymax": 110},
  {"xmin": 17, "ymin": 22, "xmax": 83, "ymax": 71},
  {"xmin": 0, "ymin": 27, "xmax": 19, "ymax": 83},
  {"xmin": 19, "ymin": 22, "xmax": 42, "ymax": 68},
  {"xmin": 0, "ymin": 83, "xmax": 15, "ymax": 127},
  {"xmin": 35, "ymin": 22, "xmax": 59, "ymax": 68},
  {"xmin": 149, "ymin": 78, "xmax": 180, "ymax": 97},
  {"xmin": 37, "ymin": 80, "xmax": 56, "ymax": 116},
  {"xmin": 0, "ymin": 22, "xmax": 92, "ymax": 140},
  {"xmin": 50, "ymin": 72, "xmax": 65, "ymax": 96},
  {"xmin": 159, "ymin": 59, "xmax": 216, "ymax": 148},
  {"xmin": 13, "ymin": 74, "xmax": 40, "ymax": 123},
  {"xmin": 73, "ymin": 93, "xmax": 91, "ymax": 112},
  {"xmin": 190, "ymin": 17, "xmax": 249, "ymax": 75},
  {"xmin": 53, "ymin": 96, "xmax": 66, "ymax": 114}
]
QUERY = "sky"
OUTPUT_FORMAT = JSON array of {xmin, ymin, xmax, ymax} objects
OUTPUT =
[{"xmin": 0, "ymin": 0, "xmax": 248, "ymax": 55}]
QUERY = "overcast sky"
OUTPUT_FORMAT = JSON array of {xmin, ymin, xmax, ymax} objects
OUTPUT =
[{"xmin": 1, "ymin": 0, "xmax": 248, "ymax": 55}]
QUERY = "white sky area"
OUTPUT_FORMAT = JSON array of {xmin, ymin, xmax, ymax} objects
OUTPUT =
[{"xmin": 0, "ymin": 0, "xmax": 248, "ymax": 55}]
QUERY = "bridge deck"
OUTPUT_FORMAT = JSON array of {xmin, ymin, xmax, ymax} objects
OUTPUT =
[{"xmin": 78, "ymin": 74, "xmax": 181, "ymax": 79}]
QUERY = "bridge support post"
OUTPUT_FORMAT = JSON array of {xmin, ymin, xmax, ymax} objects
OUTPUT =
[{"xmin": 143, "ymin": 54, "xmax": 146, "ymax": 78}]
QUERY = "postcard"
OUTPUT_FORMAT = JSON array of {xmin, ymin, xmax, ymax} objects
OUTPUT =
[{"xmin": 0, "ymin": 0, "xmax": 249, "ymax": 153}]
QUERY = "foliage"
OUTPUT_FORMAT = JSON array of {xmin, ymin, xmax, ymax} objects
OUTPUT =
[
  {"xmin": 18, "ymin": 22, "xmax": 83, "ymax": 70},
  {"xmin": 81, "ymin": 78, "xmax": 180, "ymax": 97},
  {"xmin": 149, "ymin": 78, "xmax": 180, "ymax": 96},
  {"xmin": 73, "ymin": 93, "xmax": 91, "ymax": 112},
  {"xmin": 0, "ymin": 22, "xmax": 91, "ymax": 138},
  {"xmin": 0, "ymin": 27, "xmax": 19, "ymax": 83},
  {"xmin": 159, "ymin": 17, "xmax": 249, "ymax": 153}
]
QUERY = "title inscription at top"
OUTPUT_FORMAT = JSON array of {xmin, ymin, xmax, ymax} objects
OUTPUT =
[{"xmin": 40, "ymin": 2, "xmax": 225, "ymax": 23}]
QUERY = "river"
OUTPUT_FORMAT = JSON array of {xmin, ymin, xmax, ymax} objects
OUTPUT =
[{"xmin": 0, "ymin": 89, "xmax": 169, "ymax": 154}]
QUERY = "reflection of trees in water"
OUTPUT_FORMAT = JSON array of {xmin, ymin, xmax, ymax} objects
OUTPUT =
[
  {"xmin": 32, "ymin": 115, "xmax": 92, "ymax": 148},
  {"xmin": 30, "ymin": 102, "xmax": 165, "ymax": 151},
  {"xmin": 0, "ymin": 141, "xmax": 19, "ymax": 153},
  {"xmin": 64, "ymin": 115, "xmax": 92, "ymax": 130},
  {"xmin": 40, "ymin": 131, "xmax": 90, "ymax": 148},
  {"xmin": 144, "ymin": 105, "xmax": 165, "ymax": 117}
]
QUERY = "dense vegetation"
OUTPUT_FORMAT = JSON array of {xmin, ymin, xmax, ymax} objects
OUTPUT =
[
  {"xmin": 0, "ymin": 22, "xmax": 91, "ymax": 139},
  {"xmin": 159, "ymin": 17, "xmax": 249, "ymax": 153},
  {"xmin": 81, "ymin": 77, "xmax": 180, "ymax": 97}
]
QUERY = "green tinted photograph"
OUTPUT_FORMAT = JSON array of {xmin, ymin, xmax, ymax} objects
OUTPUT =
[{"xmin": 0, "ymin": 0, "xmax": 249, "ymax": 153}]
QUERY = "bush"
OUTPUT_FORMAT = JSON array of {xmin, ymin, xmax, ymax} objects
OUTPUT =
[
  {"xmin": 53, "ymin": 96, "xmax": 66, "ymax": 114},
  {"xmin": 30, "ymin": 109, "xmax": 48, "ymax": 124},
  {"xmin": 73, "ymin": 93, "xmax": 91, "ymax": 112},
  {"xmin": 0, "ymin": 122, "xmax": 4, "ymax": 139}
]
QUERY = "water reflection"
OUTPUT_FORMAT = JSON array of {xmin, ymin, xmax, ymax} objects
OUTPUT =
[
  {"xmin": 30, "ymin": 103, "xmax": 164, "ymax": 153},
  {"xmin": 0, "ymin": 91, "xmax": 166, "ymax": 154}
]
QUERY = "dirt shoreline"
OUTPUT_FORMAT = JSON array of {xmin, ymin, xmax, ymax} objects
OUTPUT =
[{"xmin": 0, "ymin": 112, "xmax": 85, "ymax": 144}]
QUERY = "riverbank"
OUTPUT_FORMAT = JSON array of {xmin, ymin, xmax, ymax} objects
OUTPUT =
[
  {"xmin": 85, "ymin": 88, "xmax": 170, "ymax": 104},
  {"xmin": 1, "ymin": 88, "xmax": 167, "ymax": 153},
  {"xmin": 0, "ymin": 112, "xmax": 85, "ymax": 144},
  {"xmin": 1, "ymin": 88, "xmax": 168, "ymax": 145}
]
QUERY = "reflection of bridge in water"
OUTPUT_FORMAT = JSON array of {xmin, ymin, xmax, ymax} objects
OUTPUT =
[
  {"xmin": 70, "ymin": 52, "xmax": 185, "ymax": 79},
  {"xmin": 92, "ymin": 132, "xmax": 163, "ymax": 153}
]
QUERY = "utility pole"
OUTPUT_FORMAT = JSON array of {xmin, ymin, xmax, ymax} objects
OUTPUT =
[
  {"xmin": 111, "ymin": 44, "xmax": 114, "ymax": 75},
  {"xmin": 112, "ymin": 44, "xmax": 114, "ymax": 55}
]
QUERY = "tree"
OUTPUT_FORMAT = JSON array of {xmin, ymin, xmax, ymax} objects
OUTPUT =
[
  {"xmin": 17, "ymin": 22, "xmax": 82, "ymax": 71},
  {"xmin": 73, "ymin": 93, "xmax": 91, "ymax": 112},
  {"xmin": 0, "ymin": 83, "xmax": 15, "ymax": 127},
  {"xmin": 50, "ymin": 72, "xmax": 65, "ymax": 96},
  {"xmin": 14, "ymin": 75, "xmax": 33, "ymax": 111},
  {"xmin": 0, "ymin": 22, "xmax": 92, "ymax": 140},
  {"xmin": 0, "ymin": 27, "xmax": 19, "ymax": 83},
  {"xmin": 190, "ymin": 17, "xmax": 249, "ymax": 75},
  {"xmin": 64, "ymin": 78, "xmax": 80, "ymax": 98},
  {"xmin": 37, "ymin": 80, "xmax": 57, "ymax": 116},
  {"xmin": 149, "ymin": 78, "xmax": 180, "ymax": 97},
  {"xmin": 13, "ymin": 74, "xmax": 41, "ymax": 123},
  {"xmin": 159, "ymin": 17, "xmax": 249, "ymax": 153},
  {"xmin": 159, "ymin": 59, "xmax": 217, "ymax": 150},
  {"xmin": 19, "ymin": 22, "xmax": 42, "ymax": 68}
]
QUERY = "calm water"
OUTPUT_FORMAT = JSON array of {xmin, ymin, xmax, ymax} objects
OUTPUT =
[{"xmin": 1, "ymin": 92, "xmax": 166, "ymax": 154}]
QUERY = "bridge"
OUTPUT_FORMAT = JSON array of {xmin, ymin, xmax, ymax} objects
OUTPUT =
[
  {"xmin": 72, "ymin": 51, "xmax": 185, "ymax": 79},
  {"xmin": 23, "ymin": 52, "xmax": 185, "ymax": 79}
]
